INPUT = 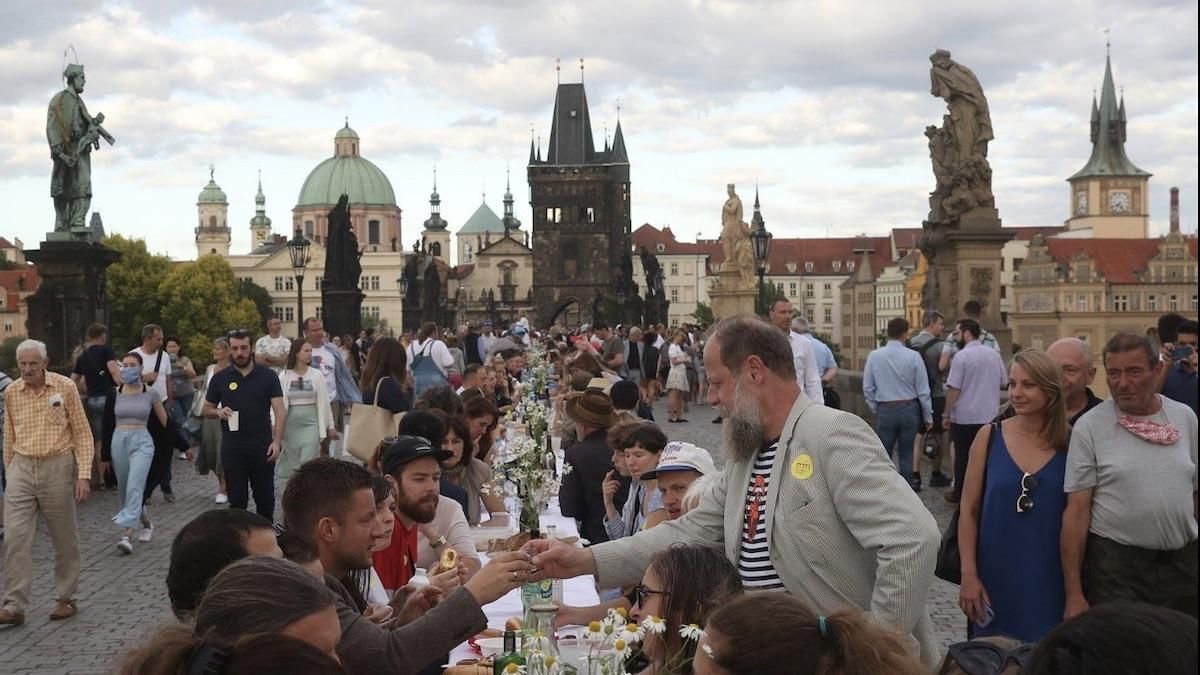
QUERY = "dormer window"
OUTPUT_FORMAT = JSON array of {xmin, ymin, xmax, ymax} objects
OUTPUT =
[
  {"xmin": 656, "ymin": 244, "xmax": 665, "ymax": 253},
  {"xmin": 786, "ymin": 262, "xmax": 797, "ymax": 273},
  {"xmin": 848, "ymin": 261, "xmax": 856, "ymax": 271},
  {"xmin": 832, "ymin": 261, "xmax": 841, "ymax": 272},
  {"xmin": 804, "ymin": 261, "xmax": 813, "ymax": 272}
]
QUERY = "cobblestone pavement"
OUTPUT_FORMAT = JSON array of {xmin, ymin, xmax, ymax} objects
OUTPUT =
[{"xmin": 1, "ymin": 398, "xmax": 964, "ymax": 673}]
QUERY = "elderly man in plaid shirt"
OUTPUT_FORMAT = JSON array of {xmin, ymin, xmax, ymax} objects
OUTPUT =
[{"xmin": 0, "ymin": 340, "xmax": 94, "ymax": 627}]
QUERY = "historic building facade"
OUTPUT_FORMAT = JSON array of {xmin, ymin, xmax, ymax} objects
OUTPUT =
[
  {"xmin": 0, "ymin": 266, "xmax": 39, "ymax": 340},
  {"xmin": 528, "ymin": 78, "xmax": 632, "ymax": 327}
]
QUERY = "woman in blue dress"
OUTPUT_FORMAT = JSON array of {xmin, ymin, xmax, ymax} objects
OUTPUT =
[{"xmin": 958, "ymin": 348, "xmax": 1071, "ymax": 642}]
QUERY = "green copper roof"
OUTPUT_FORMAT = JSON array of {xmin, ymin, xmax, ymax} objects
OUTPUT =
[
  {"xmin": 335, "ymin": 121, "xmax": 359, "ymax": 140},
  {"xmin": 296, "ymin": 155, "xmax": 396, "ymax": 207},
  {"xmin": 198, "ymin": 178, "xmax": 227, "ymax": 204},
  {"xmin": 458, "ymin": 200, "xmax": 504, "ymax": 234},
  {"xmin": 1070, "ymin": 55, "xmax": 1150, "ymax": 180}
]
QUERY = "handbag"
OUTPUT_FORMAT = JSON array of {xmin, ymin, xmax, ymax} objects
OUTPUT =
[
  {"xmin": 190, "ymin": 368, "xmax": 209, "ymax": 418},
  {"xmin": 935, "ymin": 422, "xmax": 997, "ymax": 584},
  {"xmin": 346, "ymin": 377, "xmax": 405, "ymax": 463}
]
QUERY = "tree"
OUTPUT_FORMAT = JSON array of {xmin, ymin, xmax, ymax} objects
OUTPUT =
[
  {"xmin": 237, "ymin": 278, "xmax": 274, "ymax": 331},
  {"xmin": 0, "ymin": 258, "xmax": 20, "ymax": 271},
  {"xmin": 0, "ymin": 336, "xmax": 22, "ymax": 375},
  {"xmin": 104, "ymin": 235, "xmax": 171, "ymax": 350},
  {"xmin": 812, "ymin": 331, "xmax": 846, "ymax": 368},
  {"xmin": 158, "ymin": 254, "xmax": 262, "ymax": 367},
  {"xmin": 360, "ymin": 314, "xmax": 393, "ymax": 337},
  {"xmin": 758, "ymin": 282, "xmax": 789, "ymax": 315},
  {"xmin": 690, "ymin": 302, "xmax": 715, "ymax": 331}
]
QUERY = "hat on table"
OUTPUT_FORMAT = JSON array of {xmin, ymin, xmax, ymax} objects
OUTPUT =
[{"xmin": 642, "ymin": 441, "xmax": 717, "ymax": 480}]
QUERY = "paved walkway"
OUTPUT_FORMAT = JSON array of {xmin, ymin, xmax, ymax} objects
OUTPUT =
[{"xmin": 0, "ymin": 398, "xmax": 965, "ymax": 673}]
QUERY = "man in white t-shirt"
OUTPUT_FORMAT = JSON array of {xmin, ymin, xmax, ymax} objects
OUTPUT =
[
  {"xmin": 255, "ymin": 318, "xmax": 291, "ymax": 374},
  {"xmin": 301, "ymin": 318, "xmax": 361, "ymax": 455},
  {"xmin": 132, "ymin": 323, "xmax": 175, "ymax": 501}
]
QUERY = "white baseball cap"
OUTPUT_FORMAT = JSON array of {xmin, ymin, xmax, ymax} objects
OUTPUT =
[{"xmin": 642, "ymin": 441, "xmax": 717, "ymax": 480}]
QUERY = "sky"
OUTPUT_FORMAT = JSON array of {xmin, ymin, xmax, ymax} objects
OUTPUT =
[{"xmin": 1, "ymin": 0, "xmax": 1196, "ymax": 262}]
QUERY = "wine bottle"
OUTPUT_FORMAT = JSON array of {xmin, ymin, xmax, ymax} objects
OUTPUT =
[{"xmin": 493, "ymin": 630, "xmax": 526, "ymax": 675}]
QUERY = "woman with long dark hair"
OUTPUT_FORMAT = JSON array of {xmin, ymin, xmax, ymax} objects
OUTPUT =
[
  {"xmin": 276, "ymin": 339, "xmax": 336, "ymax": 484},
  {"xmin": 959, "ymin": 349, "xmax": 1071, "ymax": 642},
  {"xmin": 360, "ymin": 336, "xmax": 410, "ymax": 414},
  {"xmin": 440, "ymin": 415, "xmax": 505, "ymax": 525},
  {"xmin": 464, "ymin": 394, "xmax": 499, "ymax": 462}
]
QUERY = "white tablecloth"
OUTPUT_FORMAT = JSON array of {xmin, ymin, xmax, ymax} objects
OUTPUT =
[{"xmin": 449, "ymin": 503, "xmax": 599, "ymax": 663}]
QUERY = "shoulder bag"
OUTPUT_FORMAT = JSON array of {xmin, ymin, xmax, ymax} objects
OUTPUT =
[
  {"xmin": 934, "ymin": 421, "xmax": 998, "ymax": 584},
  {"xmin": 346, "ymin": 376, "xmax": 405, "ymax": 463}
]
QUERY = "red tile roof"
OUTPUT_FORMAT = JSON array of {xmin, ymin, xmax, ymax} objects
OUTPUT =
[
  {"xmin": 0, "ymin": 267, "xmax": 40, "ymax": 312},
  {"xmin": 0, "ymin": 237, "xmax": 15, "ymax": 249},
  {"xmin": 1042, "ymin": 237, "xmax": 1198, "ymax": 283},
  {"xmin": 632, "ymin": 224, "xmax": 890, "ymax": 277}
]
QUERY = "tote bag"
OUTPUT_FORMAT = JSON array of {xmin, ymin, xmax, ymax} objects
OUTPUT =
[{"xmin": 346, "ymin": 377, "xmax": 404, "ymax": 462}]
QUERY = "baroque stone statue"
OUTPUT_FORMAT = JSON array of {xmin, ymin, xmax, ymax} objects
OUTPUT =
[
  {"xmin": 323, "ymin": 194, "xmax": 362, "ymax": 290},
  {"xmin": 639, "ymin": 246, "xmax": 661, "ymax": 297},
  {"xmin": 925, "ymin": 50, "xmax": 996, "ymax": 230},
  {"xmin": 720, "ymin": 184, "xmax": 755, "ymax": 285},
  {"xmin": 46, "ymin": 63, "xmax": 114, "ymax": 236}
]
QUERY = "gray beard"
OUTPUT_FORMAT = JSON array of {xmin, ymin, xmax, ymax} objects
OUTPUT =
[{"xmin": 721, "ymin": 380, "xmax": 765, "ymax": 463}]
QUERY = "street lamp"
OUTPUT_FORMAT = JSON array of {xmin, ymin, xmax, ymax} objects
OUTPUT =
[
  {"xmin": 287, "ymin": 229, "xmax": 311, "ymax": 333},
  {"xmin": 751, "ymin": 214, "xmax": 773, "ymax": 315}
]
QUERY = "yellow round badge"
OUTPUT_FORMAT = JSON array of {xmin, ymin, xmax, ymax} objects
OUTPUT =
[
  {"xmin": 228, "ymin": 382, "xmax": 239, "ymax": 391},
  {"xmin": 791, "ymin": 454, "xmax": 814, "ymax": 480}
]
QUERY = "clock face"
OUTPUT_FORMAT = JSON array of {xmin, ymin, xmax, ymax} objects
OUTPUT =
[
  {"xmin": 1109, "ymin": 191, "xmax": 1131, "ymax": 214},
  {"xmin": 1075, "ymin": 192, "xmax": 1088, "ymax": 215}
]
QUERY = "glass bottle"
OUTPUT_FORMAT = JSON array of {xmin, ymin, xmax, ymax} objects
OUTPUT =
[
  {"xmin": 522, "ymin": 603, "xmax": 560, "ymax": 660},
  {"xmin": 493, "ymin": 630, "xmax": 526, "ymax": 675},
  {"xmin": 544, "ymin": 525, "xmax": 564, "ymax": 607},
  {"xmin": 409, "ymin": 567, "xmax": 430, "ymax": 589}
]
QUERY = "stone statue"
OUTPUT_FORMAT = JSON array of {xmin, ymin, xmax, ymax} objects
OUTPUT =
[
  {"xmin": 323, "ymin": 194, "xmax": 362, "ymax": 290},
  {"xmin": 403, "ymin": 252, "xmax": 422, "ymax": 306},
  {"xmin": 639, "ymin": 246, "xmax": 662, "ymax": 297},
  {"xmin": 46, "ymin": 63, "xmax": 114, "ymax": 236},
  {"xmin": 720, "ymin": 184, "xmax": 755, "ymax": 285},
  {"xmin": 925, "ymin": 50, "xmax": 996, "ymax": 230},
  {"xmin": 422, "ymin": 256, "xmax": 441, "ymax": 311}
]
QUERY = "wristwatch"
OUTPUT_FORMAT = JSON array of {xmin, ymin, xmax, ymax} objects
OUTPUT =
[{"xmin": 429, "ymin": 535, "xmax": 447, "ymax": 549}]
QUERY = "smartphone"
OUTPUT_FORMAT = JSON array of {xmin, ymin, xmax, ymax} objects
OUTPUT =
[
  {"xmin": 1172, "ymin": 345, "xmax": 1194, "ymax": 361},
  {"xmin": 976, "ymin": 603, "xmax": 995, "ymax": 629}
]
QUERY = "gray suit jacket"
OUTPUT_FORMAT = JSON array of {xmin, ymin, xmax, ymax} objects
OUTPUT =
[{"xmin": 590, "ymin": 393, "xmax": 942, "ymax": 664}]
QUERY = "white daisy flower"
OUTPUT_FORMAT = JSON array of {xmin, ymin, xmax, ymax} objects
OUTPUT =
[
  {"xmin": 640, "ymin": 615, "xmax": 667, "ymax": 635},
  {"xmin": 585, "ymin": 620, "xmax": 605, "ymax": 641},
  {"xmin": 612, "ymin": 638, "xmax": 630, "ymax": 659},
  {"xmin": 525, "ymin": 631, "xmax": 552, "ymax": 653},
  {"xmin": 679, "ymin": 623, "xmax": 704, "ymax": 641},
  {"xmin": 619, "ymin": 623, "xmax": 644, "ymax": 644}
]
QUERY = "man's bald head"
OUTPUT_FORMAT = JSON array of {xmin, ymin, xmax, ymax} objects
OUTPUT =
[{"xmin": 1046, "ymin": 338, "xmax": 1096, "ymax": 406}]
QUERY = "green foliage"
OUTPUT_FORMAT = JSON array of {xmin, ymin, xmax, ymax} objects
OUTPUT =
[
  {"xmin": 361, "ymin": 315, "xmax": 393, "ymax": 337},
  {"xmin": 812, "ymin": 331, "xmax": 846, "ymax": 368},
  {"xmin": 158, "ymin": 254, "xmax": 262, "ymax": 367},
  {"xmin": 0, "ymin": 258, "xmax": 20, "ymax": 271},
  {"xmin": 104, "ymin": 235, "xmax": 172, "ymax": 350},
  {"xmin": 758, "ymin": 282, "xmax": 789, "ymax": 315},
  {"xmin": 0, "ymin": 336, "xmax": 23, "ymax": 375},
  {"xmin": 237, "ymin": 278, "xmax": 274, "ymax": 331},
  {"xmin": 690, "ymin": 302, "xmax": 715, "ymax": 331}
]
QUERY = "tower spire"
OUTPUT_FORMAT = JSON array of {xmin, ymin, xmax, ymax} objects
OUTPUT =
[{"xmin": 1069, "ymin": 38, "xmax": 1148, "ymax": 180}]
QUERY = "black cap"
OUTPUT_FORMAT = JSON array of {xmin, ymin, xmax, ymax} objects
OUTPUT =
[{"xmin": 380, "ymin": 435, "xmax": 452, "ymax": 475}]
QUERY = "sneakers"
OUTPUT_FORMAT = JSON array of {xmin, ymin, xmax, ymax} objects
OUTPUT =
[
  {"xmin": 138, "ymin": 516, "xmax": 154, "ymax": 543},
  {"xmin": 178, "ymin": 452, "xmax": 188, "ymax": 460},
  {"xmin": 116, "ymin": 537, "xmax": 133, "ymax": 555},
  {"xmin": 214, "ymin": 493, "xmax": 229, "ymax": 505},
  {"xmin": 929, "ymin": 471, "xmax": 952, "ymax": 488},
  {"xmin": 711, "ymin": 416, "xmax": 723, "ymax": 424},
  {"xmin": 162, "ymin": 491, "xmax": 175, "ymax": 503}
]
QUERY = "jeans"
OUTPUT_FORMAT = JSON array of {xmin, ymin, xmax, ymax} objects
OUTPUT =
[
  {"xmin": 111, "ymin": 428, "xmax": 154, "ymax": 529},
  {"xmin": 222, "ymin": 445, "xmax": 275, "ymax": 521},
  {"xmin": 172, "ymin": 393, "xmax": 195, "ymax": 445},
  {"xmin": 951, "ymin": 423, "xmax": 986, "ymax": 500},
  {"xmin": 875, "ymin": 401, "xmax": 920, "ymax": 475}
]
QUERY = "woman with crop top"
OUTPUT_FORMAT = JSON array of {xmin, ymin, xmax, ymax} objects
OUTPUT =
[
  {"xmin": 276, "ymin": 339, "xmax": 336, "ymax": 484},
  {"xmin": 105, "ymin": 352, "xmax": 168, "ymax": 554}
]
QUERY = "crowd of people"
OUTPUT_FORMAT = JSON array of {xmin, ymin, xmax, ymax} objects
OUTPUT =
[{"xmin": 0, "ymin": 304, "xmax": 1196, "ymax": 675}]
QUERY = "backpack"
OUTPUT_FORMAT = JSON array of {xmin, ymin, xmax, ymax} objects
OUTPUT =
[{"xmin": 906, "ymin": 336, "xmax": 943, "ymax": 393}]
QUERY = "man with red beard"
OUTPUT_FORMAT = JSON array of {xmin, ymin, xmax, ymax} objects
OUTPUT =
[
  {"xmin": 530, "ymin": 315, "xmax": 943, "ymax": 666},
  {"xmin": 373, "ymin": 435, "xmax": 449, "ymax": 592}
]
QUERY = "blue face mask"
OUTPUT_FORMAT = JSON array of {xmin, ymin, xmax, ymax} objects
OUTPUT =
[{"xmin": 120, "ymin": 365, "xmax": 142, "ymax": 385}]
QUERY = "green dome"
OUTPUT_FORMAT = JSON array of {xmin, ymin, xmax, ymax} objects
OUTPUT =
[
  {"xmin": 296, "ymin": 155, "xmax": 396, "ymax": 207},
  {"xmin": 335, "ymin": 122, "xmax": 360, "ymax": 140},
  {"xmin": 198, "ymin": 178, "xmax": 227, "ymax": 204}
]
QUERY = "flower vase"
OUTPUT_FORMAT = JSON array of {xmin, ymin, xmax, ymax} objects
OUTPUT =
[{"xmin": 520, "ymin": 498, "xmax": 541, "ymax": 533}]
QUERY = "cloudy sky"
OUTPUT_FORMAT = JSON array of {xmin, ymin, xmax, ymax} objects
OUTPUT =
[{"xmin": 1, "ymin": 0, "xmax": 1196, "ymax": 261}]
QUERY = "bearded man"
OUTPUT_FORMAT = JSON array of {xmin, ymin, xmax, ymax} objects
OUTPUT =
[{"xmin": 530, "ymin": 315, "xmax": 943, "ymax": 665}]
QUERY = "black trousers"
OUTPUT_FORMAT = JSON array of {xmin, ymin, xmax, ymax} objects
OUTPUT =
[
  {"xmin": 1085, "ymin": 533, "xmax": 1198, "ymax": 619},
  {"xmin": 951, "ymin": 422, "xmax": 985, "ymax": 500},
  {"xmin": 222, "ymin": 445, "xmax": 274, "ymax": 521}
]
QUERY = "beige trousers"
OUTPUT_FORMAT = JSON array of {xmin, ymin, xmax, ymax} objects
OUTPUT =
[{"xmin": 2, "ymin": 452, "xmax": 80, "ymax": 614}]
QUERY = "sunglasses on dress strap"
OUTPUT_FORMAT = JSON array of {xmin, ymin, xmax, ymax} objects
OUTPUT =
[{"xmin": 1016, "ymin": 472, "xmax": 1038, "ymax": 514}]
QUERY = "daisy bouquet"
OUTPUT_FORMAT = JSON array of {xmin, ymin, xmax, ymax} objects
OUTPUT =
[{"xmin": 512, "ymin": 608, "xmax": 706, "ymax": 675}]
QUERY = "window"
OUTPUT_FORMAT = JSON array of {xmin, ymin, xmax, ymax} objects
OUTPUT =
[
  {"xmin": 805, "ymin": 262, "xmax": 813, "ymax": 273},
  {"xmin": 847, "ymin": 261, "xmax": 855, "ymax": 271},
  {"xmin": 370, "ymin": 276, "xmax": 380, "ymax": 291},
  {"xmin": 1192, "ymin": 294, "xmax": 1198, "ymax": 310},
  {"xmin": 805, "ymin": 283, "xmax": 814, "ymax": 299},
  {"xmin": 832, "ymin": 261, "xmax": 841, "ymax": 272},
  {"xmin": 670, "ymin": 262, "xmax": 679, "ymax": 276},
  {"xmin": 823, "ymin": 307, "xmax": 832, "ymax": 324},
  {"xmin": 823, "ymin": 283, "xmax": 832, "ymax": 298},
  {"xmin": 1112, "ymin": 294, "xmax": 1128, "ymax": 312},
  {"xmin": 304, "ymin": 221, "xmax": 314, "ymax": 237},
  {"xmin": 1076, "ymin": 294, "xmax": 1087, "ymax": 312},
  {"xmin": 1169, "ymin": 294, "xmax": 1179, "ymax": 311},
  {"xmin": 315, "ymin": 277, "xmax": 322, "ymax": 291},
  {"xmin": 805, "ymin": 308, "xmax": 814, "ymax": 323},
  {"xmin": 275, "ymin": 306, "xmax": 294, "ymax": 323},
  {"xmin": 284, "ymin": 277, "xmax": 294, "ymax": 291},
  {"xmin": 315, "ymin": 306, "xmax": 323, "ymax": 319},
  {"xmin": 366, "ymin": 306, "xmax": 381, "ymax": 319},
  {"xmin": 586, "ymin": 207, "xmax": 595, "ymax": 223},
  {"xmin": 671, "ymin": 288, "xmax": 679, "ymax": 303},
  {"xmin": 1148, "ymin": 294, "xmax": 1158, "ymax": 311},
  {"xmin": 3, "ymin": 319, "xmax": 12, "ymax": 333},
  {"xmin": 463, "ymin": 243, "xmax": 474, "ymax": 263},
  {"xmin": 546, "ymin": 207, "xmax": 562, "ymax": 223},
  {"xmin": 209, "ymin": 215, "xmax": 217, "ymax": 228},
  {"xmin": 776, "ymin": 281, "xmax": 784, "ymax": 291},
  {"xmin": 368, "ymin": 220, "xmax": 380, "ymax": 245},
  {"xmin": 789, "ymin": 282, "xmax": 797, "ymax": 296},
  {"xmin": 430, "ymin": 242, "xmax": 441, "ymax": 257},
  {"xmin": 274, "ymin": 276, "xmax": 284, "ymax": 291}
]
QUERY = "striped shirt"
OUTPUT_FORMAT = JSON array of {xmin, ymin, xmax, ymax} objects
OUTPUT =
[
  {"xmin": 737, "ymin": 441, "xmax": 785, "ymax": 591},
  {"xmin": 3, "ymin": 371, "xmax": 94, "ymax": 479}
]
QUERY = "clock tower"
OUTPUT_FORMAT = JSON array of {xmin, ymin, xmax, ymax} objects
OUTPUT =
[{"xmin": 1065, "ymin": 49, "xmax": 1151, "ymax": 238}]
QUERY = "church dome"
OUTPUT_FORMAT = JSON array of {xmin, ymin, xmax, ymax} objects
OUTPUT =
[
  {"xmin": 198, "ymin": 166, "xmax": 227, "ymax": 204},
  {"xmin": 296, "ymin": 122, "xmax": 396, "ymax": 208}
]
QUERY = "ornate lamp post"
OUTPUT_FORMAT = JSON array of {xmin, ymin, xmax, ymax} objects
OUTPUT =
[
  {"xmin": 286, "ymin": 228, "xmax": 311, "ymax": 332},
  {"xmin": 751, "ymin": 213, "xmax": 773, "ymax": 316}
]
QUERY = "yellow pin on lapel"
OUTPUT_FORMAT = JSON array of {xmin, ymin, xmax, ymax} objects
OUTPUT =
[
  {"xmin": 791, "ymin": 454, "xmax": 814, "ymax": 480},
  {"xmin": 228, "ymin": 382, "xmax": 239, "ymax": 391}
]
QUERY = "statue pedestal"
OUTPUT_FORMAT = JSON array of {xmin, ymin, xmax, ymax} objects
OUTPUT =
[
  {"xmin": 708, "ymin": 265, "xmax": 758, "ymax": 320},
  {"xmin": 23, "ymin": 240, "xmax": 121, "ymax": 372},
  {"xmin": 924, "ymin": 208, "xmax": 1015, "ymax": 353},
  {"xmin": 321, "ymin": 287, "xmax": 364, "ymax": 341}
]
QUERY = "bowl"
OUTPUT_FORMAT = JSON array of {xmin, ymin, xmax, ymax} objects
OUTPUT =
[{"xmin": 476, "ymin": 637, "xmax": 506, "ymax": 657}]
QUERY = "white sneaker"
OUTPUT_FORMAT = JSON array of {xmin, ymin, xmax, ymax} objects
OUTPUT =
[
  {"xmin": 117, "ymin": 537, "xmax": 133, "ymax": 554},
  {"xmin": 214, "ymin": 493, "xmax": 229, "ymax": 505},
  {"xmin": 138, "ymin": 523, "xmax": 154, "ymax": 543},
  {"xmin": 178, "ymin": 452, "xmax": 188, "ymax": 460}
]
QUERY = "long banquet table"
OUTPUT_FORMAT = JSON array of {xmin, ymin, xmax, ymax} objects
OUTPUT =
[{"xmin": 448, "ymin": 501, "xmax": 600, "ymax": 664}]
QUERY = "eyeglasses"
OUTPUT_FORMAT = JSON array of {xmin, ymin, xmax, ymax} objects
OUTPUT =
[
  {"xmin": 226, "ymin": 329, "xmax": 251, "ymax": 339},
  {"xmin": 1016, "ymin": 472, "xmax": 1038, "ymax": 513},
  {"xmin": 633, "ymin": 585, "xmax": 670, "ymax": 607}
]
